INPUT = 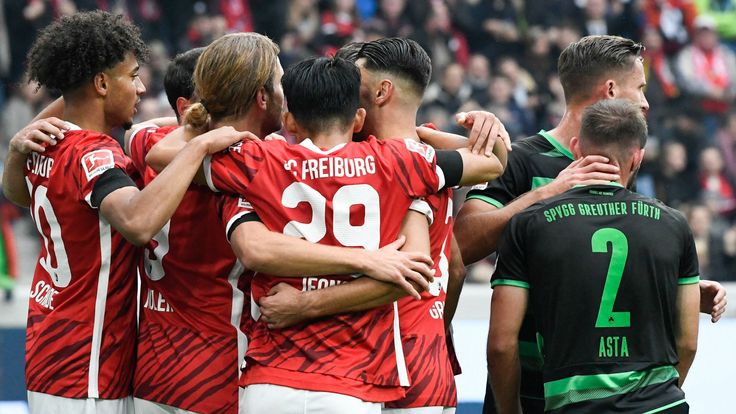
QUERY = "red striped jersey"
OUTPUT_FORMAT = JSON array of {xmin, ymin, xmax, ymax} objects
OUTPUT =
[
  {"xmin": 128, "ymin": 126, "xmax": 250, "ymax": 413},
  {"xmin": 385, "ymin": 188, "xmax": 458, "ymax": 408},
  {"xmin": 204, "ymin": 136, "xmax": 445, "ymax": 402},
  {"xmin": 24, "ymin": 125, "xmax": 140, "ymax": 399}
]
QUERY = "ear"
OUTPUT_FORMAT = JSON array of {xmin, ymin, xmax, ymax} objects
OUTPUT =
[
  {"xmin": 631, "ymin": 147, "xmax": 645, "ymax": 171},
  {"xmin": 256, "ymin": 87, "xmax": 268, "ymax": 111},
  {"xmin": 352, "ymin": 108, "xmax": 366, "ymax": 133},
  {"xmin": 284, "ymin": 112, "xmax": 299, "ymax": 135},
  {"xmin": 605, "ymin": 79, "xmax": 616, "ymax": 99},
  {"xmin": 375, "ymin": 79, "xmax": 394, "ymax": 106},
  {"xmin": 176, "ymin": 97, "xmax": 191, "ymax": 118},
  {"xmin": 93, "ymin": 73, "xmax": 108, "ymax": 97},
  {"xmin": 570, "ymin": 136, "xmax": 583, "ymax": 159}
]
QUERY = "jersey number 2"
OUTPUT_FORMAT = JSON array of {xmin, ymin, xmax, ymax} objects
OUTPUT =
[{"xmin": 592, "ymin": 228, "xmax": 631, "ymax": 328}]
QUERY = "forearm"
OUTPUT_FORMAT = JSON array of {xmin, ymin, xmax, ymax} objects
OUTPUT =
[
  {"xmin": 146, "ymin": 128, "xmax": 189, "ymax": 172},
  {"xmin": 675, "ymin": 283, "xmax": 699, "ymax": 386},
  {"xmin": 106, "ymin": 139, "xmax": 209, "ymax": 245},
  {"xmin": 456, "ymin": 148, "xmax": 504, "ymax": 186},
  {"xmin": 675, "ymin": 347, "xmax": 696, "ymax": 387},
  {"xmin": 443, "ymin": 237, "xmax": 465, "ymax": 328},
  {"xmin": 235, "ymin": 226, "xmax": 372, "ymax": 277},
  {"xmin": 302, "ymin": 277, "xmax": 408, "ymax": 319},
  {"xmin": 2, "ymin": 150, "xmax": 31, "ymax": 207},
  {"xmin": 416, "ymin": 126, "xmax": 467, "ymax": 149},
  {"xmin": 488, "ymin": 346, "xmax": 522, "ymax": 414}
]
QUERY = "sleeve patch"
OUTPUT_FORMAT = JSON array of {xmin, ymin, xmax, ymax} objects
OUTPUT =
[
  {"xmin": 82, "ymin": 149, "xmax": 116, "ymax": 180},
  {"xmin": 404, "ymin": 139, "xmax": 435, "ymax": 163},
  {"xmin": 238, "ymin": 197, "xmax": 253, "ymax": 210}
]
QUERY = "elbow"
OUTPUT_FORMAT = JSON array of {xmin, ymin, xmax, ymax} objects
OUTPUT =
[
  {"xmin": 487, "ymin": 337, "xmax": 517, "ymax": 363},
  {"xmin": 144, "ymin": 151, "xmax": 166, "ymax": 173},
  {"xmin": 448, "ymin": 260, "xmax": 466, "ymax": 285},
  {"xmin": 238, "ymin": 237, "xmax": 271, "ymax": 272},
  {"xmin": 678, "ymin": 339, "xmax": 698, "ymax": 360},
  {"xmin": 119, "ymin": 217, "xmax": 157, "ymax": 246}
]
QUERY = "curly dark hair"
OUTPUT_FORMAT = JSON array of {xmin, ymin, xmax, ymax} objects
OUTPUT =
[{"xmin": 26, "ymin": 11, "xmax": 149, "ymax": 94}]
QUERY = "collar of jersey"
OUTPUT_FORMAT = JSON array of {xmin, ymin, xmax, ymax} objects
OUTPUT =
[
  {"xmin": 63, "ymin": 121, "xmax": 82, "ymax": 131},
  {"xmin": 538, "ymin": 129, "xmax": 574, "ymax": 160},
  {"xmin": 573, "ymin": 181, "xmax": 624, "ymax": 189},
  {"xmin": 299, "ymin": 138, "xmax": 347, "ymax": 154}
]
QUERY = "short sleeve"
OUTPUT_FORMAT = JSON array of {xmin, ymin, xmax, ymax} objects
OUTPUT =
[
  {"xmin": 128, "ymin": 126, "xmax": 163, "ymax": 176},
  {"xmin": 204, "ymin": 141, "xmax": 266, "ymax": 195},
  {"xmin": 78, "ymin": 138, "xmax": 134, "ymax": 208},
  {"xmin": 219, "ymin": 195, "xmax": 261, "ymax": 242},
  {"xmin": 383, "ymin": 139, "xmax": 443, "ymax": 198},
  {"xmin": 465, "ymin": 143, "xmax": 530, "ymax": 208},
  {"xmin": 491, "ymin": 214, "xmax": 530, "ymax": 289},
  {"xmin": 678, "ymin": 220, "xmax": 700, "ymax": 285}
]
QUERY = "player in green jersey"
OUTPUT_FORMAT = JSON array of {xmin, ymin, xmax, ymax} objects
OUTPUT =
[
  {"xmin": 488, "ymin": 99, "xmax": 699, "ymax": 414},
  {"xmin": 454, "ymin": 35, "xmax": 726, "ymax": 414}
]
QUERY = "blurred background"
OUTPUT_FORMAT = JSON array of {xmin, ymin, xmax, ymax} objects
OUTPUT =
[{"xmin": 0, "ymin": 0, "xmax": 733, "ymax": 413}]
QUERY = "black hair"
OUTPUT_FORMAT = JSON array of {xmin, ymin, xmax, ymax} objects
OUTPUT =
[
  {"xmin": 580, "ymin": 99, "xmax": 648, "ymax": 153},
  {"xmin": 558, "ymin": 35, "xmax": 644, "ymax": 103},
  {"xmin": 26, "ymin": 11, "xmax": 149, "ymax": 94},
  {"xmin": 335, "ymin": 42, "xmax": 364, "ymax": 62},
  {"xmin": 282, "ymin": 56, "xmax": 360, "ymax": 133},
  {"xmin": 356, "ymin": 38, "xmax": 431, "ymax": 97},
  {"xmin": 163, "ymin": 47, "xmax": 204, "ymax": 118}
]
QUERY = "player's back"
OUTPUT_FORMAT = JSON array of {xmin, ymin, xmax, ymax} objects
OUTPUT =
[
  {"xmin": 513, "ymin": 184, "xmax": 697, "ymax": 413},
  {"xmin": 206, "ymin": 136, "xmax": 444, "ymax": 402},
  {"xmin": 24, "ymin": 126, "xmax": 139, "ymax": 399},
  {"xmin": 128, "ymin": 126, "xmax": 248, "ymax": 413}
]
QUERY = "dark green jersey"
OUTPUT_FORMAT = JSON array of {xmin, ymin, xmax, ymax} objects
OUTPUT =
[
  {"xmin": 468, "ymin": 130, "xmax": 573, "ymax": 405},
  {"xmin": 466, "ymin": 130, "xmax": 573, "ymax": 209},
  {"xmin": 492, "ymin": 184, "xmax": 699, "ymax": 413}
]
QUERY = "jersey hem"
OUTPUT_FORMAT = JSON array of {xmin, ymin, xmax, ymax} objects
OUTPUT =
[
  {"xmin": 643, "ymin": 398, "xmax": 687, "ymax": 414},
  {"xmin": 543, "ymin": 365, "xmax": 679, "ymax": 411}
]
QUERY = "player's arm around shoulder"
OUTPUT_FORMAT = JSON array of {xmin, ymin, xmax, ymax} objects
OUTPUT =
[
  {"xmin": 3, "ymin": 117, "xmax": 69, "ymax": 207},
  {"xmin": 100, "ymin": 127, "xmax": 247, "ymax": 245}
]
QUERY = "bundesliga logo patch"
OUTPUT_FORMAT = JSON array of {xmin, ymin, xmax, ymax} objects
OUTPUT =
[
  {"xmin": 404, "ymin": 139, "xmax": 435, "ymax": 163},
  {"xmin": 82, "ymin": 149, "xmax": 115, "ymax": 180}
]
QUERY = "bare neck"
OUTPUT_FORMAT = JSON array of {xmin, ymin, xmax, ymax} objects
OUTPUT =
[
  {"xmin": 63, "ymin": 94, "xmax": 111, "ymax": 135},
  {"xmin": 545, "ymin": 103, "xmax": 586, "ymax": 150},
  {"xmin": 213, "ymin": 110, "xmax": 269, "ymax": 138},
  {"xmin": 306, "ymin": 130, "xmax": 352, "ymax": 149},
  {"xmin": 371, "ymin": 105, "xmax": 419, "ymax": 142}
]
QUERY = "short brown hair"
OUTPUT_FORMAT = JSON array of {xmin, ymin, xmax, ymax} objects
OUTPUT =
[
  {"xmin": 558, "ymin": 35, "xmax": 644, "ymax": 104},
  {"xmin": 184, "ymin": 33, "xmax": 279, "ymax": 130},
  {"xmin": 579, "ymin": 99, "xmax": 648, "ymax": 156}
]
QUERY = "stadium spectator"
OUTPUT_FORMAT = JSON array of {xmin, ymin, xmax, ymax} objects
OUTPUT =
[
  {"xmin": 718, "ymin": 111, "xmax": 736, "ymax": 179},
  {"xmin": 642, "ymin": 0, "xmax": 699, "ymax": 55},
  {"xmin": 698, "ymin": 145, "xmax": 736, "ymax": 217},
  {"xmin": 675, "ymin": 15, "xmax": 736, "ymax": 140}
]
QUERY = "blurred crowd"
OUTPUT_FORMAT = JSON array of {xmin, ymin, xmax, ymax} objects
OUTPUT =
[{"xmin": 0, "ymin": 0, "xmax": 734, "ymax": 285}]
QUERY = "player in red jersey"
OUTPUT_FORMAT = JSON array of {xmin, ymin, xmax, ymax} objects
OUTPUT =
[
  {"xmin": 140, "ymin": 34, "xmax": 449, "ymax": 414},
  {"xmin": 146, "ymin": 34, "xmax": 505, "ymax": 413},
  {"xmin": 2, "ymin": 12, "xmax": 246, "ymax": 414},
  {"xmin": 210, "ymin": 55, "xmax": 504, "ymax": 414},
  {"xmin": 125, "ymin": 47, "xmax": 253, "ymax": 414},
  {"xmin": 256, "ymin": 38, "xmax": 509, "ymax": 414}
]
